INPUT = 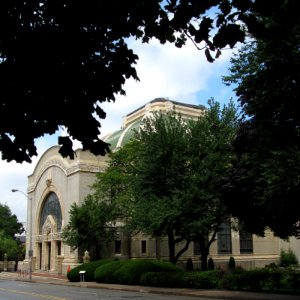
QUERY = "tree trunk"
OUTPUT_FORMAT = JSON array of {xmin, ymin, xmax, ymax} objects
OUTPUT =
[
  {"xmin": 167, "ymin": 231, "xmax": 176, "ymax": 264},
  {"xmin": 174, "ymin": 240, "xmax": 190, "ymax": 264},
  {"xmin": 200, "ymin": 251, "xmax": 208, "ymax": 271},
  {"xmin": 198, "ymin": 234, "xmax": 209, "ymax": 271}
]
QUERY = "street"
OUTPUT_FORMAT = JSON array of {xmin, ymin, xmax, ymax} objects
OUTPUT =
[{"xmin": 0, "ymin": 279, "xmax": 216, "ymax": 300}]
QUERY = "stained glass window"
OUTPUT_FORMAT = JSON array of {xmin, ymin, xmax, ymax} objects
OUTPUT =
[{"xmin": 39, "ymin": 192, "xmax": 62, "ymax": 233}]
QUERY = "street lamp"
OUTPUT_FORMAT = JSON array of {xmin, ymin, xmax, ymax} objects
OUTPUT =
[{"xmin": 12, "ymin": 189, "xmax": 32, "ymax": 281}]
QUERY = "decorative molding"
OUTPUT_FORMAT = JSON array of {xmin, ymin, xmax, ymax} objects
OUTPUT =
[{"xmin": 28, "ymin": 158, "xmax": 105, "ymax": 192}]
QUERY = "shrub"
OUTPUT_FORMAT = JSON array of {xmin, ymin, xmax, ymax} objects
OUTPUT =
[
  {"xmin": 94, "ymin": 259, "xmax": 181, "ymax": 285},
  {"xmin": 228, "ymin": 256, "xmax": 236, "ymax": 270},
  {"xmin": 183, "ymin": 270, "xmax": 222, "ymax": 289},
  {"xmin": 286, "ymin": 269, "xmax": 300, "ymax": 291},
  {"xmin": 220, "ymin": 269, "xmax": 244, "ymax": 290},
  {"xmin": 265, "ymin": 264, "xmax": 284, "ymax": 290},
  {"xmin": 208, "ymin": 258, "xmax": 214, "ymax": 270},
  {"xmin": 280, "ymin": 249, "xmax": 299, "ymax": 268},
  {"xmin": 94, "ymin": 260, "xmax": 124, "ymax": 283},
  {"xmin": 186, "ymin": 258, "xmax": 194, "ymax": 271},
  {"xmin": 141, "ymin": 271, "xmax": 185, "ymax": 288},
  {"xmin": 67, "ymin": 259, "xmax": 114, "ymax": 282},
  {"xmin": 220, "ymin": 268, "xmax": 269, "ymax": 291}
]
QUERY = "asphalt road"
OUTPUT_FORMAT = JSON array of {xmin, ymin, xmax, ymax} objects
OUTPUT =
[{"xmin": 0, "ymin": 279, "xmax": 218, "ymax": 300}]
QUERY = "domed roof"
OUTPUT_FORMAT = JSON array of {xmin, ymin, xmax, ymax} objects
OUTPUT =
[
  {"xmin": 102, "ymin": 98, "xmax": 205, "ymax": 151},
  {"xmin": 102, "ymin": 119, "xmax": 143, "ymax": 151}
]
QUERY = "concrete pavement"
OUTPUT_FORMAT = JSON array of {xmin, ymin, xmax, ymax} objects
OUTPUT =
[{"xmin": 1, "ymin": 271, "xmax": 299, "ymax": 300}]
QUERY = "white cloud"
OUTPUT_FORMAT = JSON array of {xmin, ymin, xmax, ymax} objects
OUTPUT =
[
  {"xmin": 0, "ymin": 38, "xmax": 236, "ymax": 222},
  {"xmin": 99, "ymin": 39, "xmax": 235, "ymax": 137},
  {"xmin": 0, "ymin": 159, "xmax": 32, "ymax": 222},
  {"xmin": 0, "ymin": 135, "xmax": 56, "ymax": 222}
]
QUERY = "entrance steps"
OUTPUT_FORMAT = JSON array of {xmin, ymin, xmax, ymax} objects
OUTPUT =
[{"xmin": 32, "ymin": 271, "xmax": 67, "ymax": 280}]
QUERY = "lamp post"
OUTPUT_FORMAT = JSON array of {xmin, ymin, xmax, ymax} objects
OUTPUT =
[{"xmin": 12, "ymin": 189, "xmax": 32, "ymax": 281}]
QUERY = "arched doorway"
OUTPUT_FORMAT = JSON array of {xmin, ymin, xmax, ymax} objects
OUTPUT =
[{"xmin": 36, "ymin": 192, "xmax": 62, "ymax": 272}]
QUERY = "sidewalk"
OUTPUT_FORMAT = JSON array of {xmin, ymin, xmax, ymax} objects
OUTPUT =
[{"xmin": 1, "ymin": 271, "xmax": 299, "ymax": 300}]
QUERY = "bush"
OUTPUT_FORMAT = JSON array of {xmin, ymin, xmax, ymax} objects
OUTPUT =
[
  {"xmin": 141, "ymin": 271, "xmax": 185, "ymax": 288},
  {"xmin": 220, "ymin": 268, "xmax": 244, "ymax": 290},
  {"xmin": 228, "ymin": 256, "xmax": 236, "ymax": 270},
  {"xmin": 186, "ymin": 258, "xmax": 194, "ymax": 271},
  {"xmin": 264, "ymin": 264, "xmax": 284, "ymax": 290},
  {"xmin": 94, "ymin": 260, "xmax": 124, "ymax": 283},
  {"xmin": 280, "ymin": 249, "xmax": 299, "ymax": 268},
  {"xmin": 285, "ymin": 269, "xmax": 300, "ymax": 291},
  {"xmin": 94, "ymin": 259, "xmax": 181, "ymax": 285},
  {"xmin": 67, "ymin": 259, "xmax": 114, "ymax": 282},
  {"xmin": 183, "ymin": 270, "xmax": 223, "ymax": 289},
  {"xmin": 220, "ymin": 268, "xmax": 269, "ymax": 291},
  {"xmin": 208, "ymin": 258, "xmax": 214, "ymax": 270},
  {"xmin": 68, "ymin": 258, "xmax": 300, "ymax": 294}
]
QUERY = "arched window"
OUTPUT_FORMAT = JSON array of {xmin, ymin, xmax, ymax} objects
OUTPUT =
[{"xmin": 39, "ymin": 192, "xmax": 62, "ymax": 233}]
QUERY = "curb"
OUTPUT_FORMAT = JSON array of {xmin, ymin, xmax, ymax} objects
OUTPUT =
[{"xmin": 1, "ymin": 272, "xmax": 299, "ymax": 300}]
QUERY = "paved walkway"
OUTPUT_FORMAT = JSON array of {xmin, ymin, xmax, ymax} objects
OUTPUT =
[{"xmin": 0, "ymin": 271, "xmax": 299, "ymax": 300}]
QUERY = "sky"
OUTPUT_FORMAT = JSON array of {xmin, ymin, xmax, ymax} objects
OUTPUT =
[{"xmin": 0, "ymin": 38, "xmax": 238, "ymax": 223}]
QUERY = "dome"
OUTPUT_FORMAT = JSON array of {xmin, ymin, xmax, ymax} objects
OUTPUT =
[
  {"xmin": 102, "ymin": 97, "xmax": 205, "ymax": 152},
  {"xmin": 102, "ymin": 119, "xmax": 143, "ymax": 151}
]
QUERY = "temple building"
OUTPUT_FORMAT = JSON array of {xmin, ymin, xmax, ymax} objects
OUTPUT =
[{"xmin": 23, "ymin": 98, "xmax": 299, "ymax": 274}]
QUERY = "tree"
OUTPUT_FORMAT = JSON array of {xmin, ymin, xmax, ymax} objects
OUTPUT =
[
  {"xmin": 181, "ymin": 99, "xmax": 238, "ymax": 270},
  {"xmin": 0, "ymin": 203, "xmax": 24, "ymax": 238},
  {"xmin": 62, "ymin": 195, "xmax": 118, "ymax": 260},
  {"xmin": 0, "ymin": 203, "xmax": 25, "ymax": 266},
  {"xmin": 221, "ymin": 2, "xmax": 300, "ymax": 239},
  {"xmin": 92, "ymin": 140, "xmax": 139, "ymax": 229},
  {"xmin": 130, "ymin": 110, "xmax": 192, "ymax": 264},
  {"xmin": 0, "ymin": 231, "xmax": 22, "ymax": 262},
  {"xmin": 91, "ymin": 111, "xmax": 193, "ymax": 264},
  {"xmin": 1, "ymin": 0, "xmax": 293, "ymax": 163},
  {"xmin": 97, "ymin": 100, "xmax": 238, "ymax": 266}
]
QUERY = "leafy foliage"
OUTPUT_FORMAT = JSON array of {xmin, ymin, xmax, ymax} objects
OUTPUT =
[
  {"xmin": 0, "ymin": 204, "xmax": 24, "ymax": 262},
  {"xmin": 0, "ymin": 232, "xmax": 22, "ymax": 261},
  {"xmin": 94, "ymin": 259, "xmax": 181, "ymax": 285},
  {"xmin": 129, "ymin": 110, "xmax": 193, "ymax": 264},
  {"xmin": 68, "ymin": 259, "xmax": 300, "ymax": 293},
  {"xmin": 221, "ymin": 2, "xmax": 300, "ymax": 238},
  {"xmin": 228, "ymin": 256, "xmax": 236, "ymax": 270},
  {"xmin": 183, "ymin": 270, "xmax": 222, "ymax": 289},
  {"xmin": 0, "ymin": 203, "xmax": 24, "ymax": 237},
  {"xmin": 183, "ymin": 99, "xmax": 238, "ymax": 269},
  {"xmin": 208, "ymin": 257, "xmax": 215, "ymax": 270},
  {"xmin": 140, "ymin": 271, "xmax": 185, "ymax": 288},
  {"xmin": 67, "ymin": 259, "xmax": 114, "ymax": 282},
  {"xmin": 279, "ymin": 249, "xmax": 299, "ymax": 268},
  {"xmin": 62, "ymin": 195, "xmax": 118, "ymax": 260},
  {"xmin": 1, "ymin": 0, "xmax": 292, "ymax": 162},
  {"xmin": 90, "ymin": 141, "xmax": 138, "ymax": 225},
  {"xmin": 93, "ymin": 99, "xmax": 238, "ymax": 266}
]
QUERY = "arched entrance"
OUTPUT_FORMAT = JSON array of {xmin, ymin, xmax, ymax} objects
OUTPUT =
[{"xmin": 36, "ymin": 192, "xmax": 62, "ymax": 272}]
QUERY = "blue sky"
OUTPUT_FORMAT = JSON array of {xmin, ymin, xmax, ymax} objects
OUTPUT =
[{"xmin": 0, "ymin": 38, "xmax": 238, "ymax": 223}]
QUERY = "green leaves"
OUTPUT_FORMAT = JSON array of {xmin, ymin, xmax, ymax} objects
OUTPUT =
[
  {"xmin": 1, "ymin": 0, "xmax": 287, "ymax": 162},
  {"xmin": 0, "ymin": 203, "xmax": 24, "ymax": 261},
  {"xmin": 0, "ymin": 232, "xmax": 21, "ymax": 261},
  {"xmin": 93, "ymin": 101, "xmax": 238, "ymax": 263},
  {"xmin": 62, "ymin": 195, "xmax": 117, "ymax": 259},
  {"xmin": 221, "ymin": 6, "xmax": 300, "ymax": 238},
  {"xmin": 0, "ymin": 203, "xmax": 24, "ymax": 238}
]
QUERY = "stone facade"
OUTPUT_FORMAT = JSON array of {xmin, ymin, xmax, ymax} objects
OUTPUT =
[{"xmin": 25, "ymin": 146, "xmax": 108, "ymax": 274}]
